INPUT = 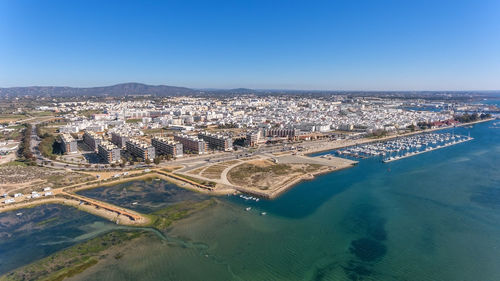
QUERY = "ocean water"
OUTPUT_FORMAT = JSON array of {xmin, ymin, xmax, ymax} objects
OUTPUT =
[{"xmin": 2, "ymin": 121, "xmax": 500, "ymax": 281}]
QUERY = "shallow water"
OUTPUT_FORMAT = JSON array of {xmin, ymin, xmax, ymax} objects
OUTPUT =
[
  {"xmin": 78, "ymin": 178, "xmax": 209, "ymax": 213},
  {"xmin": 2, "ymin": 121, "xmax": 500, "ymax": 281},
  {"xmin": 0, "ymin": 204, "xmax": 113, "ymax": 273}
]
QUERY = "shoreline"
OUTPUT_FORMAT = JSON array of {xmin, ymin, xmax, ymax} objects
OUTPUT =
[
  {"xmin": 231, "ymin": 158, "xmax": 357, "ymax": 199},
  {"xmin": 303, "ymin": 118, "xmax": 494, "ymax": 155},
  {"xmin": 2, "ymin": 119, "xmax": 492, "ymax": 220},
  {"xmin": 0, "ymin": 196, "xmax": 150, "ymax": 226},
  {"xmin": 0, "ymin": 170, "xmax": 232, "ymax": 225},
  {"xmin": 265, "ymin": 163, "xmax": 355, "ymax": 199}
]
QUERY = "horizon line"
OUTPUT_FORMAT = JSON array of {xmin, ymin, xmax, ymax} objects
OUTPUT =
[{"xmin": 1, "ymin": 82, "xmax": 500, "ymax": 93}]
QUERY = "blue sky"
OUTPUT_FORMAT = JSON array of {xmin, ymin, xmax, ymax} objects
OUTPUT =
[{"xmin": 1, "ymin": 0, "xmax": 500, "ymax": 90}]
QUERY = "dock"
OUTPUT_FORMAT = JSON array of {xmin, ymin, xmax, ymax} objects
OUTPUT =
[{"xmin": 382, "ymin": 137, "xmax": 473, "ymax": 163}]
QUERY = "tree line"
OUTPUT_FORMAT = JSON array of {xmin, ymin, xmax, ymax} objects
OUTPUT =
[
  {"xmin": 17, "ymin": 123, "xmax": 36, "ymax": 165},
  {"xmin": 454, "ymin": 113, "xmax": 491, "ymax": 123}
]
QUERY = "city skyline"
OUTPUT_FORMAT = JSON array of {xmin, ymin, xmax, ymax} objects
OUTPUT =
[{"xmin": 1, "ymin": 0, "xmax": 500, "ymax": 90}]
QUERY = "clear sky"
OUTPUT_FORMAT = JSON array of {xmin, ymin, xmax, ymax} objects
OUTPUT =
[{"xmin": 1, "ymin": 0, "xmax": 500, "ymax": 90}]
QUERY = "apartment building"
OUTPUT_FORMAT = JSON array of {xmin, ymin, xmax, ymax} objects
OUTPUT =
[
  {"xmin": 262, "ymin": 128, "xmax": 300, "ymax": 140},
  {"xmin": 151, "ymin": 137, "xmax": 183, "ymax": 157},
  {"xmin": 111, "ymin": 132, "xmax": 130, "ymax": 149},
  {"xmin": 60, "ymin": 134, "xmax": 77, "ymax": 154},
  {"xmin": 197, "ymin": 132, "xmax": 233, "ymax": 151},
  {"xmin": 245, "ymin": 131, "xmax": 261, "ymax": 147},
  {"xmin": 173, "ymin": 134, "xmax": 207, "ymax": 154},
  {"xmin": 97, "ymin": 140, "xmax": 121, "ymax": 163},
  {"xmin": 83, "ymin": 131, "xmax": 102, "ymax": 151},
  {"xmin": 126, "ymin": 139, "xmax": 156, "ymax": 161}
]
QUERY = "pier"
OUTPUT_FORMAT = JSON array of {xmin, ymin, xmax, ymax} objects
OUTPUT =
[{"xmin": 382, "ymin": 137, "xmax": 473, "ymax": 163}]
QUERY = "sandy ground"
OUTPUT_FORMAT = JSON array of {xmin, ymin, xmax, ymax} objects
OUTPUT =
[
  {"xmin": 0, "ymin": 196, "xmax": 149, "ymax": 226},
  {"xmin": 2, "ymin": 119, "xmax": 491, "ymax": 221},
  {"xmin": 0, "ymin": 152, "xmax": 16, "ymax": 165},
  {"xmin": 225, "ymin": 155, "xmax": 357, "ymax": 199},
  {"xmin": 172, "ymin": 154, "xmax": 358, "ymax": 199},
  {"xmin": 80, "ymin": 170, "xmax": 144, "ymax": 181}
]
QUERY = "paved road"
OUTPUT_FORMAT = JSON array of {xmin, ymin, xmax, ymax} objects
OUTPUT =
[{"xmin": 28, "ymin": 119, "xmax": 335, "ymax": 172}]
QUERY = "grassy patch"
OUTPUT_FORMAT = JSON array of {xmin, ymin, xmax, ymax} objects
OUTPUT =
[
  {"xmin": 201, "ymin": 164, "xmax": 226, "ymax": 179},
  {"xmin": 229, "ymin": 163, "xmax": 291, "ymax": 179},
  {"xmin": 28, "ymin": 111, "xmax": 54, "ymax": 117},
  {"xmin": 0, "ymin": 161, "xmax": 28, "ymax": 167},
  {"xmin": 79, "ymin": 110, "xmax": 102, "ymax": 118},
  {"xmin": 36, "ymin": 217, "xmax": 59, "ymax": 226},
  {"xmin": 126, "ymin": 118, "xmax": 142, "ymax": 124},
  {"xmin": 174, "ymin": 173, "xmax": 216, "ymax": 187},
  {"xmin": 147, "ymin": 199, "xmax": 217, "ymax": 231},
  {"xmin": 187, "ymin": 166, "xmax": 206, "ymax": 175},
  {"xmin": 0, "ymin": 230, "xmax": 146, "ymax": 281},
  {"xmin": 38, "ymin": 135, "xmax": 57, "ymax": 158},
  {"xmin": 45, "ymin": 258, "xmax": 98, "ymax": 281},
  {"xmin": 227, "ymin": 162, "xmax": 293, "ymax": 188},
  {"xmin": 220, "ymin": 160, "xmax": 240, "ymax": 166}
]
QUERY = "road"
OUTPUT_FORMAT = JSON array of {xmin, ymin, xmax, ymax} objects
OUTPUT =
[{"xmin": 27, "ymin": 119, "xmax": 346, "ymax": 172}]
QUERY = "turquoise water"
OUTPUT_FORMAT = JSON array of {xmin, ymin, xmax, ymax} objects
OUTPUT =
[{"xmin": 2, "ymin": 121, "xmax": 500, "ymax": 280}]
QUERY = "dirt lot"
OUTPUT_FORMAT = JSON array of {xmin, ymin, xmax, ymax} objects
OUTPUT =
[
  {"xmin": 0, "ymin": 165, "xmax": 95, "ymax": 194},
  {"xmin": 201, "ymin": 164, "xmax": 227, "ymax": 179},
  {"xmin": 227, "ymin": 161, "xmax": 320, "ymax": 191}
]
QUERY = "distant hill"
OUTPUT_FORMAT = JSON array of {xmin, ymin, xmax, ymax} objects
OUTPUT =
[
  {"xmin": 1, "ymin": 83, "xmax": 498, "ymax": 98},
  {"xmin": 0, "ymin": 83, "xmax": 198, "ymax": 97}
]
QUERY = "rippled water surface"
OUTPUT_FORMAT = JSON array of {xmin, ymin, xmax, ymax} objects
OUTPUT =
[
  {"xmin": 77, "ymin": 178, "xmax": 209, "ymax": 213},
  {"xmin": 2, "ymin": 121, "xmax": 500, "ymax": 281}
]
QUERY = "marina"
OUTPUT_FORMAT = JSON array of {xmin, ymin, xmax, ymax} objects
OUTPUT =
[
  {"xmin": 382, "ymin": 136, "xmax": 473, "ymax": 163},
  {"xmin": 332, "ymin": 132, "xmax": 474, "ymax": 163}
]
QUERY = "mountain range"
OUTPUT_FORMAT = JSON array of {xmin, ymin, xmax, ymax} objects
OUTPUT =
[
  {"xmin": 1, "ymin": 83, "xmax": 499, "ymax": 98},
  {"xmin": 0, "ymin": 83, "xmax": 200, "ymax": 97}
]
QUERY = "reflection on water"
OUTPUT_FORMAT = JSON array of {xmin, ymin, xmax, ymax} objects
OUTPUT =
[
  {"xmin": 78, "ymin": 178, "xmax": 209, "ymax": 213},
  {"xmin": 0, "ymin": 204, "xmax": 112, "ymax": 274}
]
